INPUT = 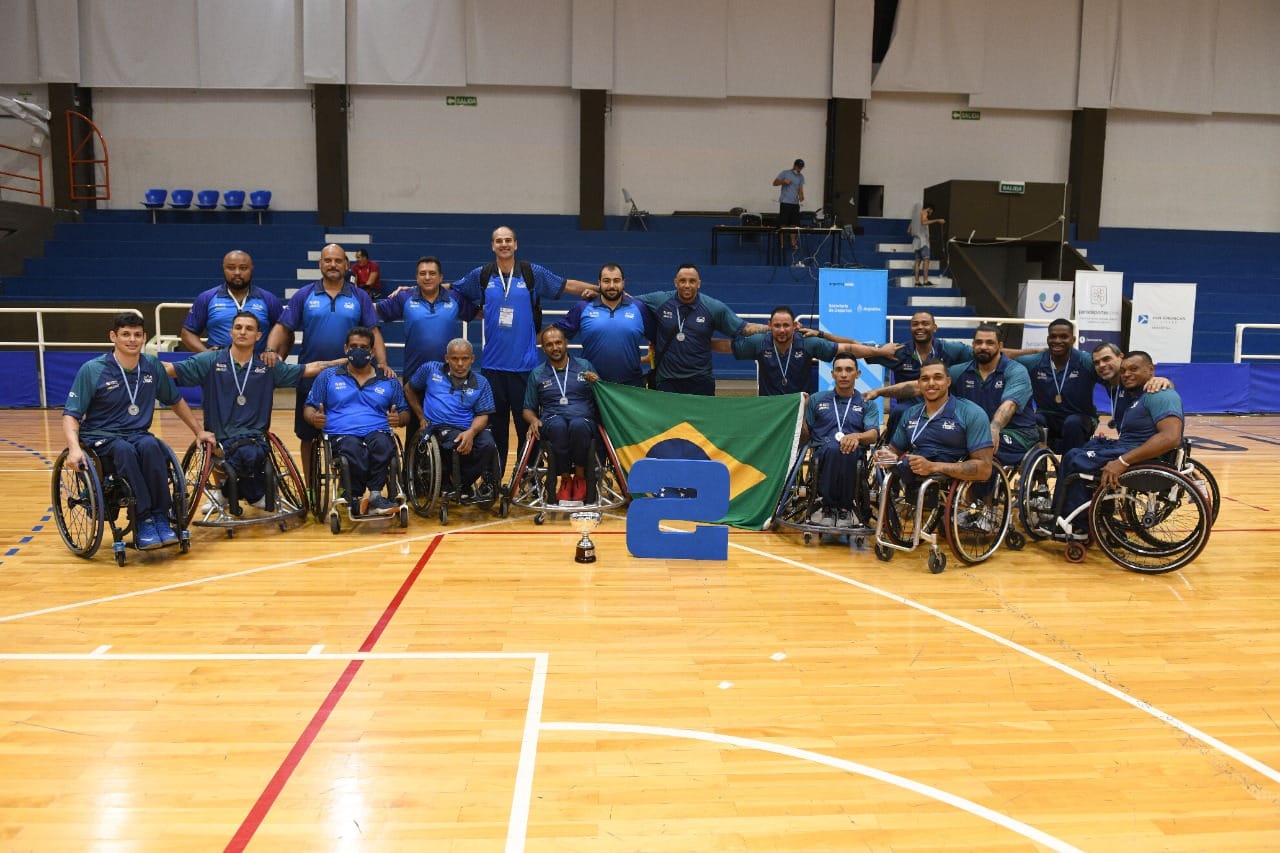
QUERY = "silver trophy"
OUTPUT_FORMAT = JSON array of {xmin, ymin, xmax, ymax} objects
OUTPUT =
[{"xmin": 571, "ymin": 511, "xmax": 601, "ymax": 563}]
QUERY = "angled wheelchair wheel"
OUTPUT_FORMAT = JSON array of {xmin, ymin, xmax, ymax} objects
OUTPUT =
[
  {"xmin": 1017, "ymin": 447, "xmax": 1058, "ymax": 541},
  {"xmin": 506, "ymin": 437, "xmax": 545, "ymax": 511},
  {"xmin": 180, "ymin": 440, "xmax": 213, "ymax": 527},
  {"xmin": 267, "ymin": 432, "xmax": 308, "ymax": 516},
  {"xmin": 596, "ymin": 425, "xmax": 629, "ymax": 505},
  {"xmin": 52, "ymin": 449, "xmax": 105, "ymax": 559},
  {"xmin": 772, "ymin": 444, "xmax": 819, "ymax": 528},
  {"xmin": 158, "ymin": 442, "xmax": 191, "ymax": 550},
  {"xmin": 945, "ymin": 467, "xmax": 1012, "ymax": 565},
  {"xmin": 1185, "ymin": 457, "xmax": 1220, "ymax": 526},
  {"xmin": 1089, "ymin": 465, "xmax": 1210, "ymax": 574},
  {"xmin": 309, "ymin": 439, "xmax": 332, "ymax": 522},
  {"xmin": 405, "ymin": 428, "xmax": 442, "ymax": 518}
]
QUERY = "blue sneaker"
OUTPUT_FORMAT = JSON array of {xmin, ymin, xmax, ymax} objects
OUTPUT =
[
  {"xmin": 153, "ymin": 514, "xmax": 179, "ymax": 546},
  {"xmin": 135, "ymin": 518, "xmax": 162, "ymax": 550}
]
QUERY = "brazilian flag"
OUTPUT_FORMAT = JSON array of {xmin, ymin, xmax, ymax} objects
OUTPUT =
[{"xmin": 594, "ymin": 381, "xmax": 804, "ymax": 530}]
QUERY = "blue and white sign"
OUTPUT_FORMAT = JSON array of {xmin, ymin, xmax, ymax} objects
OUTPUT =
[
  {"xmin": 818, "ymin": 268, "xmax": 888, "ymax": 393},
  {"xmin": 1018, "ymin": 279, "xmax": 1073, "ymax": 348},
  {"xmin": 1130, "ymin": 282, "xmax": 1196, "ymax": 363},
  {"xmin": 1073, "ymin": 270, "xmax": 1123, "ymax": 353}
]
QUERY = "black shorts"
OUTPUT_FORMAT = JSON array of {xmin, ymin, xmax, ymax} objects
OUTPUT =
[{"xmin": 778, "ymin": 202, "xmax": 801, "ymax": 227}]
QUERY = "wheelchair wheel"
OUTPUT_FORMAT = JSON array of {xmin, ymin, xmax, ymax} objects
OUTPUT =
[
  {"xmin": 1089, "ymin": 465, "xmax": 1210, "ymax": 574},
  {"xmin": 595, "ymin": 425, "xmax": 629, "ymax": 506},
  {"xmin": 180, "ymin": 440, "xmax": 213, "ymax": 527},
  {"xmin": 1018, "ymin": 448, "xmax": 1058, "ymax": 541},
  {"xmin": 267, "ymin": 432, "xmax": 308, "ymax": 517},
  {"xmin": 1185, "ymin": 458, "xmax": 1220, "ymax": 526},
  {"xmin": 506, "ymin": 437, "xmax": 545, "ymax": 510},
  {"xmin": 945, "ymin": 467, "xmax": 1012, "ymax": 565},
  {"xmin": 52, "ymin": 449, "xmax": 106, "ymax": 559},
  {"xmin": 309, "ymin": 440, "xmax": 333, "ymax": 522},
  {"xmin": 772, "ymin": 445, "xmax": 818, "ymax": 528},
  {"xmin": 928, "ymin": 551, "xmax": 946, "ymax": 574},
  {"xmin": 405, "ymin": 429, "xmax": 442, "ymax": 518},
  {"xmin": 158, "ymin": 442, "xmax": 191, "ymax": 551}
]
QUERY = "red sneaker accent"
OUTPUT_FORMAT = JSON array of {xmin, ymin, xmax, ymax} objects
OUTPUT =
[
  {"xmin": 556, "ymin": 477, "xmax": 573, "ymax": 503},
  {"xmin": 571, "ymin": 474, "xmax": 587, "ymax": 502}
]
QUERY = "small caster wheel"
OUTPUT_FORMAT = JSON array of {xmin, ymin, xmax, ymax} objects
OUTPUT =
[
  {"xmin": 278, "ymin": 522, "xmax": 287, "ymax": 532},
  {"xmin": 498, "ymin": 496, "xmax": 510, "ymax": 518},
  {"xmin": 533, "ymin": 512, "xmax": 545, "ymax": 525},
  {"xmin": 329, "ymin": 513, "xmax": 341, "ymax": 535},
  {"xmin": 928, "ymin": 551, "xmax": 946, "ymax": 574},
  {"xmin": 398, "ymin": 506, "xmax": 409, "ymax": 528},
  {"xmin": 802, "ymin": 532, "xmax": 812, "ymax": 545},
  {"xmin": 1006, "ymin": 530, "xmax": 1025, "ymax": 551},
  {"xmin": 874, "ymin": 543, "xmax": 893, "ymax": 562},
  {"xmin": 228, "ymin": 529, "xmax": 236, "ymax": 539},
  {"xmin": 1065, "ymin": 542, "xmax": 1086, "ymax": 563},
  {"xmin": 114, "ymin": 548, "xmax": 127, "ymax": 567},
  {"xmin": 439, "ymin": 503, "xmax": 449, "ymax": 526},
  {"xmin": 853, "ymin": 536, "xmax": 866, "ymax": 549}
]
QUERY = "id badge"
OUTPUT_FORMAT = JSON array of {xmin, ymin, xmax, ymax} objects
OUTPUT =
[{"xmin": 498, "ymin": 305, "xmax": 515, "ymax": 328}]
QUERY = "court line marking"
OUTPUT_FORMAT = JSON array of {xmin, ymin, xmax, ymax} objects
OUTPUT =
[
  {"xmin": 542, "ymin": 721, "xmax": 1082, "ymax": 853},
  {"xmin": 508, "ymin": 653, "xmax": 549, "ymax": 853},
  {"xmin": 728, "ymin": 538, "xmax": 1280, "ymax": 789}
]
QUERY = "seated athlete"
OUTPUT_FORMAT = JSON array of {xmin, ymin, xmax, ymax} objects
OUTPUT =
[
  {"xmin": 803, "ymin": 354, "xmax": 881, "ymax": 525},
  {"xmin": 523, "ymin": 326, "xmax": 600, "ymax": 504}
]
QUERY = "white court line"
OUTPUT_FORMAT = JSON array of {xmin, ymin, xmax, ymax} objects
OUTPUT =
[
  {"xmin": 728, "ymin": 538, "xmax": 1280, "ymax": 789},
  {"xmin": 506, "ymin": 653, "xmax": 548, "ymax": 853},
  {"xmin": 0, "ymin": 515, "xmax": 513, "ymax": 625},
  {"xmin": 0, "ymin": 651, "xmax": 543, "ymax": 662},
  {"xmin": 543, "ymin": 721, "xmax": 1083, "ymax": 853}
]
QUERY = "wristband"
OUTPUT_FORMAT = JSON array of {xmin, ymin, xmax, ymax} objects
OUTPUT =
[{"xmin": 1117, "ymin": 456, "xmax": 1130, "ymax": 467}]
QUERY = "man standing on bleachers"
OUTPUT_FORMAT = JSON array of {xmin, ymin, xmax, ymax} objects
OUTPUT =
[{"xmin": 180, "ymin": 250, "xmax": 282, "ymax": 354}]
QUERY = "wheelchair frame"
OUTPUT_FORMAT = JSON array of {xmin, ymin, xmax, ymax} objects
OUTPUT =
[
  {"xmin": 771, "ymin": 441, "xmax": 877, "ymax": 546},
  {"xmin": 404, "ymin": 424, "xmax": 508, "ymax": 525},
  {"xmin": 51, "ymin": 441, "xmax": 191, "ymax": 565},
  {"xmin": 181, "ymin": 432, "xmax": 309, "ymax": 537},
  {"xmin": 505, "ymin": 424, "xmax": 628, "ymax": 525},
  {"xmin": 309, "ymin": 432, "xmax": 410, "ymax": 533}
]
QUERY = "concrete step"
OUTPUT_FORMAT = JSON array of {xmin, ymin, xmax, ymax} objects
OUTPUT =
[
  {"xmin": 894, "ymin": 274, "xmax": 951, "ymax": 288},
  {"xmin": 886, "ymin": 259, "xmax": 940, "ymax": 271},
  {"xmin": 877, "ymin": 242, "xmax": 914, "ymax": 254},
  {"xmin": 908, "ymin": 294, "xmax": 966, "ymax": 307}
]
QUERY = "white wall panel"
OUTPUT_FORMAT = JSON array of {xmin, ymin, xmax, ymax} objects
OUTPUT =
[
  {"xmin": 466, "ymin": 0, "xmax": 571, "ymax": 87},
  {"xmin": 726, "ymin": 0, "xmax": 833, "ymax": 99},
  {"xmin": 613, "ymin": 0, "xmax": 727, "ymax": 98}
]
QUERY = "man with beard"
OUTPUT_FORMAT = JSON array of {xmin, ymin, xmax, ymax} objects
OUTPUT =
[
  {"xmin": 523, "ymin": 326, "xmax": 600, "ymax": 504},
  {"xmin": 181, "ymin": 250, "xmax": 282, "ymax": 354},
  {"xmin": 554, "ymin": 263, "xmax": 653, "ymax": 387}
]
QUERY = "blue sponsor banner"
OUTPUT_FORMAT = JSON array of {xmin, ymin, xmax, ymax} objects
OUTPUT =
[{"xmin": 817, "ymin": 268, "xmax": 887, "ymax": 393}]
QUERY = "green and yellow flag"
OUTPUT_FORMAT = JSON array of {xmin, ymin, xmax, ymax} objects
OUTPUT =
[{"xmin": 594, "ymin": 381, "xmax": 804, "ymax": 530}]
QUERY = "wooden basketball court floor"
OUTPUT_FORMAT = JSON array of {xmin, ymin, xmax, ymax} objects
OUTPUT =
[{"xmin": 0, "ymin": 409, "xmax": 1277, "ymax": 851}]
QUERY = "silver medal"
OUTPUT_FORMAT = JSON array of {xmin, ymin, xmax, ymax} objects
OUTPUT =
[
  {"xmin": 127, "ymin": 404, "xmax": 140, "ymax": 416},
  {"xmin": 675, "ymin": 332, "xmax": 686, "ymax": 342},
  {"xmin": 834, "ymin": 431, "xmax": 845, "ymax": 441},
  {"xmin": 236, "ymin": 395, "xmax": 247, "ymax": 406},
  {"xmin": 559, "ymin": 396, "xmax": 568, "ymax": 406}
]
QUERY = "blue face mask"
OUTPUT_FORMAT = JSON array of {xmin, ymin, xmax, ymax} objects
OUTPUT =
[{"xmin": 346, "ymin": 347, "xmax": 373, "ymax": 369}]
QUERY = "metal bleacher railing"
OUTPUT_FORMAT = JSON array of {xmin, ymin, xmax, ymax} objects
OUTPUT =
[
  {"xmin": 0, "ymin": 306, "xmax": 143, "ymax": 407},
  {"xmin": 1234, "ymin": 323, "xmax": 1280, "ymax": 363}
]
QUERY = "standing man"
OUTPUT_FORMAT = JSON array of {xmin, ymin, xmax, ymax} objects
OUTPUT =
[
  {"xmin": 304, "ymin": 327, "xmax": 408, "ymax": 516},
  {"xmin": 265, "ymin": 243, "xmax": 388, "ymax": 483},
  {"xmin": 181, "ymin": 250, "xmax": 282, "ymax": 354},
  {"xmin": 376, "ymin": 256, "xmax": 476, "ymax": 439},
  {"xmin": 523, "ymin": 326, "xmax": 599, "ymax": 504},
  {"xmin": 803, "ymin": 354, "xmax": 881, "ymax": 525},
  {"xmin": 773, "ymin": 158, "xmax": 806, "ymax": 254},
  {"xmin": 634, "ymin": 264, "xmax": 767, "ymax": 396},
  {"xmin": 350, "ymin": 248, "xmax": 382, "ymax": 297},
  {"xmin": 449, "ymin": 226, "xmax": 597, "ymax": 478},
  {"xmin": 63, "ymin": 312, "xmax": 214, "ymax": 550},
  {"xmin": 167, "ymin": 311, "xmax": 342, "ymax": 514},
  {"xmin": 555, "ymin": 263, "xmax": 654, "ymax": 387},
  {"xmin": 865, "ymin": 310, "xmax": 974, "ymax": 438},
  {"xmin": 910, "ymin": 203, "xmax": 945, "ymax": 286},
  {"xmin": 1014, "ymin": 319, "xmax": 1098, "ymax": 453}
]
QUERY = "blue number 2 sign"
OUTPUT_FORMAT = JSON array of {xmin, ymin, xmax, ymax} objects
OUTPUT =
[{"xmin": 625, "ymin": 459, "xmax": 729, "ymax": 560}]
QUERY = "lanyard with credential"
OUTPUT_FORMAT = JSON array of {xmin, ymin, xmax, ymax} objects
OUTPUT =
[
  {"xmin": 908, "ymin": 405, "xmax": 943, "ymax": 451},
  {"xmin": 549, "ymin": 364, "xmax": 571, "ymax": 406}
]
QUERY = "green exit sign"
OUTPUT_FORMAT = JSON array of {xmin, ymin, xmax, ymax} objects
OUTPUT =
[
  {"xmin": 998, "ymin": 181, "xmax": 1026, "ymax": 194},
  {"xmin": 952, "ymin": 110, "xmax": 981, "ymax": 121},
  {"xmin": 446, "ymin": 95, "xmax": 478, "ymax": 106}
]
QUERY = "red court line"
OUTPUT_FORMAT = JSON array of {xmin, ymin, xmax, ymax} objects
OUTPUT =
[{"xmin": 225, "ymin": 534, "xmax": 443, "ymax": 852}]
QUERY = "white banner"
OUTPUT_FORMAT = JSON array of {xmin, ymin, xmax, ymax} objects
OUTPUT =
[
  {"xmin": 1018, "ymin": 279, "xmax": 1074, "ymax": 348},
  {"xmin": 1073, "ymin": 270, "xmax": 1123, "ymax": 353},
  {"xmin": 1129, "ymin": 282, "xmax": 1197, "ymax": 363}
]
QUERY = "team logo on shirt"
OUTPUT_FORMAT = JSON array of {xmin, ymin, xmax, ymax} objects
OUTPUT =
[
  {"xmin": 142, "ymin": 374, "xmax": 154, "ymax": 384},
  {"xmin": 941, "ymin": 421, "xmax": 957, "ymax": 430},
  {"xmin": 694, "ymin": 316, "xmax": 706, "ymax": 324}
]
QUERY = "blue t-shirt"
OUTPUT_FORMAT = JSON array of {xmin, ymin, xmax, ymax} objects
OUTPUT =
[
  {"xmin": 776, "ymin": 169, "xmax": 804, "ymax": 205},
  {"xmin": 733, "ymin": 332, "xmax": 838, "ymax": 396},
  {"xmin": 869, "ymin": 338, "xmax": 974, "ymax": 408},
  {"xmin": 182, "ymin": 285, "xmax": 283, "ymax": 351},
  {"xmin": 452, "ymin": 262, "xmax": 566, "ymax": 373},
  {"xmin": 1014, "ymin": 350, "xmax": 1097, "ymax": 417},
  {"xmin": 1116, "ymin": 388, "xmax": 1183, "ymax": 449},
  {"xmin": 890, "ymin": 396, "xmax": 993, "ymax": 463},
  {"xmin": 805, "ymin": 389, "xmax": 881, "ymax": 443},
  {"xmin": 948, "ymin": 355, "xmax": 1039, "ymax": 447},
  {"xmin": 65, "ymin": 352, "xmax": 183, "ymax": 437},
  {"xmin": 376, "ymin": 288, "xmax": 476, "ymax": 381},
  {"xmin": 305, "ymin": 365, "xmax": 406, "ymax": 437},
  {"xmin": 523, "ymin": 356, "xmax": 597, "ymax": 422},
  {"xmin": 408, "ymin": 361, "xmax": 496, "ymax": 431},
  {"xmin": 634, "ymin": 290, "xmax": 747, "ymax": 382},
  {"xmin": 172, "ymin": 349, "xmax": 304, "ymax": 441},
  {"xmin": 555, "ymin": 295, "xmax": 654, "ymax": 385},
  {"xmin": 277, "ymin": 283, "xmax": 380, "ymax": 363}
]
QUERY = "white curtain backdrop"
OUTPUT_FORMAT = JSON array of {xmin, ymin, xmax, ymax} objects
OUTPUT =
[
  {"xmin": 570, "ymin": 0, "xmax": 614, "ymax": 90},
  {"xmin": 465, "ymin": 0, "xmax": 572, "ymax": 87},
  {"xmin": 969, "ymin": 0, "xmax": 1079, "ymax": 110},
  {"xmin": 726, "ymin": 0, "xmax": 833, "ymax": 99},
  {"xmin": 831, "ymin": 0, "xmax": 874, "ymax": 100},
  {"xmin": 613, "ymin": 0, "xmax": 728, "ymax": 98},
  {"xmin": 873, "ymin": 0, "xmax": 986, "ymax": 94},
  {"xmin": 347, "ymin": 0, "xmax": 465, "ymax": 86},
  {"xmin": 1111, "ymin": 0, "xmax": 1216, "ymax": 114},
  {"xmin": 303, "ymin": 0, "xmax": 345, "ymax": 84}
]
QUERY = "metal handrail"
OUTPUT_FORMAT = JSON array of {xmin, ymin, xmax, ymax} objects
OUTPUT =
[
  {"xmin": 1234, "ymin": 323, "xmax": 1280, "ymax": 363},
  {"xmin": 0, "ymin": 142, "xmax": 44, "ymax": 205},
  {"xmin": 0, "ymin": 306, "xmax": 142, "ymax": 407}
]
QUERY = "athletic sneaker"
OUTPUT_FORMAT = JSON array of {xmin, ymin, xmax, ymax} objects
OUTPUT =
[
  {"xmin": 153, "ymin": 514, "xmax": 180, "ymax": 545},
  {"xmin": 366, "ymin": 494, "xmax": 398, "ymax": 515},
  {"xmin": 556, "ymin": 477, "xmax": 573, "ymax": 503},
  {"xmin": 199, "ymin": 487, "xmax": 222, "ymax": 514},
  {"xmin": 570, "ymin": 475, "xmax": 587, "ymax": 502},
  {"xmin": 134, "ymin": 518, "xmax": 162, "ymax": 550},
  {"xmin": 958, "ymin": 508, "xmax": 995, "ymax": 533}
]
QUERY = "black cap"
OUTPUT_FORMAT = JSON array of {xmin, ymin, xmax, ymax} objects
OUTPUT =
[{"xmin": 794, "ymin": 159, "xmax": 805, "ymax": 168}]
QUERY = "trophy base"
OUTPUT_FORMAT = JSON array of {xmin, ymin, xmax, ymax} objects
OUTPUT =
[{"xmin": 575, "ymin": 541, "xmax": 596, "ymax": 563}]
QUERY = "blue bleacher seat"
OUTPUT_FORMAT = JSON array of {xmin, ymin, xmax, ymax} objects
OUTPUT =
[
  {"xmin": 142, "ymin": 188, "xmax": 167, "ymax": 209},
  {"xmin": 169, "ymin": 189, "xmax": 193, "ymax": 209},
  {"xmin": 248, "ymin": 190, "xmax": 271, "ymax": 211},
  {"xmin": 195, "ymin": 190, "xmax": 219, "ymax": 210},
  {"xmin": 222, "ymin": 190, "xmax": 245, "ymax": 210}
]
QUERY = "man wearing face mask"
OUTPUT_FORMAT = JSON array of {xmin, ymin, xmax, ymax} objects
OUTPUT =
[{"xmin": 304, "ymin": 327, "xmax": 408, "ymax": 516}]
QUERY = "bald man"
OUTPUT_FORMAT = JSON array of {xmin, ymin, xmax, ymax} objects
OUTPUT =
[{"xmin": 181, "ymin": 250, "xmax": 282, "ymax": 354}]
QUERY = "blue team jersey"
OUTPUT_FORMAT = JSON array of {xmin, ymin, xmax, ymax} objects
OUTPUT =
[
  {"xmin": 377, "ymin": 288, "xmax": 476, "ymax": 381},
  {"xmin": 734, "ymin": 332, "xmax": 838, "ymax": 396},
  {"xmin": 452, "ymin": 262, "xmax": 566, "ymax": 373},
  {"xmin": 634, "ymin": 290, "xmax": 746, "ymax": 381},
  {"xmin": 948, "ymin": 355, "xmax": 1038, "ymax": 446},
  {"xmin": 182, "ymin": 285, "xmax": 283, "ymax": 351},
  {"xmin": 523, "ymin": 356, "xmax": 597, "ymax": 421},
  {"xmin": 172, "ymin": 349, "xmax": 303, "ymax": 441},
  {"xmin": 890, "ymin": 396, "xmax": 993, "ymax": 463},
  {"xmin": 1015, "ymin": 350, "xmax": 1097, "ymax": 416},
  {"xmin": 555, "ymin": 295, "xmax": 653, "ymax": 385},
  {"xmin": 409, "ymin": 361, "xmax": 496, "ymax": 431},
  {"xmin": 805, "ymin": 389, "xmax": 881, "ymax": 443},
  {"xmin": 1116, "ymin": 388, "xmax": 1183, "ymax": 449},
  {"xmin": 305, "ymin": 366, "xmax": 406, "ymax": 437},
  {"xmin": 869, "ymin": 337, "xmax": 973, "ymax": 408},
  {"xmin": 278, "ymin": 283, "xmax": 380, "ymax": 363},
  {"xmin": 64, "ymin": 352, "xmax": 183, "ymax": 437}
]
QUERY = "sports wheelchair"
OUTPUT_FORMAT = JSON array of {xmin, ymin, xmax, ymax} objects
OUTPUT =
[
  {"xmin": 309, "ymin": 432, "xmax": 410, "ymax": 533},
  {"xmin": 505, "ymin": 425, "xmax": 628, "ymax": 525},
  {"xmin": 1017, "ymin": 440, "xmax": 1214, "ymax": 573},
  {"xmin": 771, "ymin": 441, "xmax": 877, "ymax": 546},
  {"xmin": 52, "ymin": 441, "xmax": 191, "ymax": 566},
  {"xmin": 404, "ymin": 425, "xmax": 506, "ymax": 525},
  {"xmin": 180, "ymin": 432, "xmax": 308, "ymax": 537},
  {"xmin": 873, "ymin": 461, "xmax": 1015, "ymax": 574}
]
